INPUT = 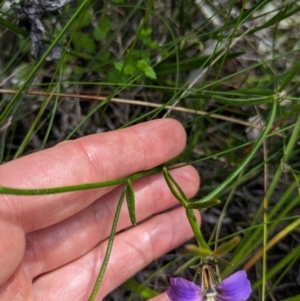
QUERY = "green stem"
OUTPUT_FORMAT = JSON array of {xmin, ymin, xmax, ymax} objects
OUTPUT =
[
  {"xmin": 186, "ymin": 209, "xmax": 210, "ymax": 250},
  {"xmin": 0, "ymin": 167, "xmax": 162, "ymax": 196},
  {"xmin": 187, "ymin": 99, "xmax": 277, "ymax": 208},
  {"xmin": 88, "ymin": 186, "xmax": 126, "ymax": 301}
]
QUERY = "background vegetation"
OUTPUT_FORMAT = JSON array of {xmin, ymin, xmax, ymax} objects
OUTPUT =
[{"xmin": 1, "ymin": 0, "xmax": 300, "ymax": 300}]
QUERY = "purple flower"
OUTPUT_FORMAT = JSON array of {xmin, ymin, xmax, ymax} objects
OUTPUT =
[{"xmin": 167, "ymin": 270, "xmax": 251, "ymax": 301}]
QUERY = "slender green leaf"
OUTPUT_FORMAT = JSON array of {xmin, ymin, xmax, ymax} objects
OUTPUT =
[
  {"xmin": 211, "ymin": 236, "xmax": 241, "ymax": 257},
  {"xmin": 126, "ymin": 179, "xmax": 136, "ymax": 225},
  {"xmin": 278, "ymin": 59, "xmax": 300, "ymax": 93},
  {"xmin": 88, "ymin": 186, "xmax": 126, "ymax": 301},
  {"xmin": 187, "ymin": 199, "xmax": 221, "ymax": 209},
  {"xmin": 163, "ymin": 167, "xmax": 188, "ymax": 207}
]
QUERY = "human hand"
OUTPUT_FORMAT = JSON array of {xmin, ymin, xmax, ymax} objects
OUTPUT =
[{"xmin": 0, "ymin": 119, "xmax": 200, "ymax": 300}]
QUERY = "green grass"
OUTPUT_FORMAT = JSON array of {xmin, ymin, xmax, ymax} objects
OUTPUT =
[{"xmin": 1, "ymin": 0, "xmax": 300, "ymax": 300}]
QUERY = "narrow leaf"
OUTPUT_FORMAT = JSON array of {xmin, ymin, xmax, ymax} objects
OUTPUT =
[
  {"xmin": 163, "ymin": 167, "xmax": 188, "ymax": 206},
  {"xmin": 126, "ymin": 180, "xmax": 136, "ymax": 225},
  {"xmin": 187, "ymin": 199, "xmax": 221, "ymax": 209},
  {"xmin": 211, "ymin": 236, "xmax": 241, "ymax": 257},
  {"xmin": 278, "ymin": 59, "xmax": 300, "ymax": 92},
  {"xmin": 184, "ymin": 244, "xmax": 211, "ymax": 257},
  {"xmin": 88, "ymin": 186, "xmax": 126, "ymax": 301}
]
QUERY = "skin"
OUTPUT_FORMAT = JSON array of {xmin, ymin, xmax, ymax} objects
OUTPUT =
[{"xmin": 0, "ymin": 119, "xmax": 200, "ymax": 300}]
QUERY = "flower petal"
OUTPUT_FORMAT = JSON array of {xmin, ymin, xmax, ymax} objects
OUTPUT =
[
  {"xmin": 218, "ymin": 271, "xmax": 252, "ymax": 301},
  {"xmin": 167, "ymin": 277, "xmax": 202, "ymax": 301}
]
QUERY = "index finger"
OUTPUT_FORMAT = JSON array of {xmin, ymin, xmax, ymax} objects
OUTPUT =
[{"xmin": 0, "ymin": 118, "xmax": 187, "ymax": 231}]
